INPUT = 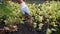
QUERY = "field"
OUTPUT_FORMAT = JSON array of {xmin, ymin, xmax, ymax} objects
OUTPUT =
[{"xmin": 0, "ymin": 0, "xmax": 60, "ymax": 34}]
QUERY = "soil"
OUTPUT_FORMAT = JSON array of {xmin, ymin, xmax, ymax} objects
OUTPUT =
[{"xmin": 4, "ymin": 23, "xmax": 46, "ymax": 34}]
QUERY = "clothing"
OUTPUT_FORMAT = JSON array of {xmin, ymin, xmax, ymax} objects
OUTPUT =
[{"xmin": 20, "ymin": 2, "xmax": 30, "ymax": 15}]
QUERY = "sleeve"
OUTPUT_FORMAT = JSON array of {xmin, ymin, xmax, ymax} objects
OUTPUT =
[{"xmin": 20, "ymin": 2, "xmax": 30, "ymax": 15}]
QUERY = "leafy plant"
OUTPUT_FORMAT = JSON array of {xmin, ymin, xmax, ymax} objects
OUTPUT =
[{"xmin": 0, "ymin": 1, "xmax": 60, "ymax": 34}]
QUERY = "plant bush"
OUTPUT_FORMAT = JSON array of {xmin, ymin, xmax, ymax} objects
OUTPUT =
[{"xmin": 0, "ymin": 1, "xmax": 60, "ymax": 34}]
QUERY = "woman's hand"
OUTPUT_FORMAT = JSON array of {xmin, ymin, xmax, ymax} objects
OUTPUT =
[{"xmin": 17, "ymin": 0, "xmax": 23, "ymax": 4}]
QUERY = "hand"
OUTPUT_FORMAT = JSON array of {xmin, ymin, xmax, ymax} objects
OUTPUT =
[{"xmin": 17, "ymin": 0, "xmax": 23, "ymax": 4}]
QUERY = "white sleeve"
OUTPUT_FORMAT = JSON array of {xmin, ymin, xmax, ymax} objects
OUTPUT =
[
  {"xmin": 20, "ymin": 2, "xmax": 30, "ymax": 15},
  {"xmin": 20, "ymin": 2, "xmax": 27, "ymax": 9}
]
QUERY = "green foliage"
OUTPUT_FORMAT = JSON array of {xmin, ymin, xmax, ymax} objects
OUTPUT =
[{"xmin": 0, "ymin": 1, "xmax": 60, "ymax": 34}]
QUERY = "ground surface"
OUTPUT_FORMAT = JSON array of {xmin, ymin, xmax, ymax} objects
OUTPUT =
[{"xmin": 5, "ymin": 23, "xmax": 46, "ymax": 34}]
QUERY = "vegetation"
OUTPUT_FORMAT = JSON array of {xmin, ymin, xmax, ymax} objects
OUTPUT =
[{"xmin": 0, "ymin": 0, "xmax": 60, "ymax": 34}]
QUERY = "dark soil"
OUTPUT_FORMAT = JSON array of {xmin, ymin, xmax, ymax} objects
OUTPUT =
[{"xmin": 4, "ymin": 23, "xmax": 47, "ymax": 34}]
